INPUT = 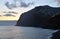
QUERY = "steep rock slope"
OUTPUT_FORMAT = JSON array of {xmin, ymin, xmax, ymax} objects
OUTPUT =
[{"xmin": 16, "ymin": 5, "xmax": 60, "ymax": 30}]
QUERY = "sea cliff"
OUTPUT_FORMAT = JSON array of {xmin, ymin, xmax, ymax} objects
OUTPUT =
[{"xmin": 16, "ymin": 5, "xmax": 60, "ymax": 30}]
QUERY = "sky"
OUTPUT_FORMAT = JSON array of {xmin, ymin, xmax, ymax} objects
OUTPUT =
[{"xmin": 0, "ymin": 0, "xmax": 60, "ymax": 20}]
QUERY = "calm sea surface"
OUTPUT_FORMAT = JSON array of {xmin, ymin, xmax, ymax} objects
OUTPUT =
[
  {"xmin": 0, "ymin": 26, "xmax": 57, "ymax": 39},
  {"xmin": 0, "ymin": 21, "xmax": 58, "ymax": 39},
  {"xmin": 0, "ymin": 21, "xmax": 17, "ymax": 26}
]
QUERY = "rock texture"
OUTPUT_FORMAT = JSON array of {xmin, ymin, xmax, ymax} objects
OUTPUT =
[
  {"xmin": 16, "ymin": 5, "xmax": 60, "ymax": 30},
  {"xmin": 50, "ymin": 30, "xmax": 60, "ymax": 39}
]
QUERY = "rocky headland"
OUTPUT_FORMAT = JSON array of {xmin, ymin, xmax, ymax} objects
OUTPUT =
[{"xmin": 16, "ymin": 5, "xmax": 60, "ymax": 30}]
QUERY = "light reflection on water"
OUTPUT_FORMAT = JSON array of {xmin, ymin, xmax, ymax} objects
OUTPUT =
[{"xmin": 0, "ymin": 26, "xmax": 57, "ymax": 39}]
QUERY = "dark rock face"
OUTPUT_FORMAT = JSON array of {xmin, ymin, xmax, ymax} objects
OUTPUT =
[
  {"xmin": 50, "ymin": 31, "xmax": 60, "ymax": 39},
  {"xmin": 16, "ymin": 5, "xmax": 60, "ymax": 30},
  {"xmin": 47, "ymin": 15, "xmax": 60, "ymax": 29}
]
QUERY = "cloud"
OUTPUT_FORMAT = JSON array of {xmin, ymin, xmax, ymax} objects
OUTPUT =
[
  {"xmin": 0, "ymin": 15, "xmax": 2, "ymax": 17},
  {"xmin": 20, "ymin": 1, "xmax": 34, "ymax": 7},
  {"xmin": 54, "ymin": 0, "xmax": 60, "ymax": 5},
  {"xmin": 5, "ymin": 2, "xmax": 17, "ymax": 9},
  {"xmin": 5, "ymin": 0, "xmax": 34, "ymax": 9},
  {"xmin": 3, "ymin": 11, "xmax": 18, "ymax": 14},
  {"xmin": 55, "ymin": 0, "xmax": 60, "ymax": 2},
  {"xmin": 8, "ymin": 11, "xmax": 18, "ymax": 14},
  {"xmin": 3, "ymin": 14, "xmax": 16, "ymax": 17}
]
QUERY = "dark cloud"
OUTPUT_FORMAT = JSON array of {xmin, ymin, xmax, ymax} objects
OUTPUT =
[
  {"xmin": 5, "ymin": 0, "xmax": 34, "ymax": 9},
  {"xmin": 0, "ymin": 15, "xmax": 2, "ymax": 17},
  {"xmin": 3, "ymin": 11, "xmax": 18, "ymax": 14},
  {"xmin": 3, "ymin": 14, "xmax": 16, "ymax": 17},
  {"xmin": 8, "ymin": 11, "xmax": 18, "ymax": 14},
  {"xmin": 20, "ymin": 1, "xmax": 34, "ymax": 7},
  {"xmin": 5, "ymin": 2, "xmax": 17, "ymax": 9}
]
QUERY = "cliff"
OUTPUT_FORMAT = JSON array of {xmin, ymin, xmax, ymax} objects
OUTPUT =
[
  {"xmin": 16, "ymin": 5, "xmax": 60, "ymax": 30},
  {"xmin": 50, "ymin": 30, "xmax": 60, "ymax": 39}
]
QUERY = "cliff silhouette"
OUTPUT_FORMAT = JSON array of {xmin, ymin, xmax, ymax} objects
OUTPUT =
[{"xmin": 16, "ymin": 5, "xmax": 60, "ymax": 30}]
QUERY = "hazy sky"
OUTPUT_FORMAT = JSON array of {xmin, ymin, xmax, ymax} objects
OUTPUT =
[{"xmin": 0, "ymin": 0, "xmax": 60, "ymax": 20}]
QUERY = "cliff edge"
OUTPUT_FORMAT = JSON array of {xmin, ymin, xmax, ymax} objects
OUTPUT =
[{"xmin": 16, "ymin": 5, "xmax": 60, "ymax": 30}]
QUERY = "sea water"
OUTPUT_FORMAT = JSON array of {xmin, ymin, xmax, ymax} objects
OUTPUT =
[
  {"xmin": 0, "ymin": 21, "xmax": 17, "ymax": 26},
  {"xmin": 0, "ymin": 26, "xmax": 57, "ymax": 39},
  {"xmin": 0, "ymin": 21, "xmax": 58, "ymax": 39}
]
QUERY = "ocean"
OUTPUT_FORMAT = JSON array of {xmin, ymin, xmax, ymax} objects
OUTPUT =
[
  {"xmin": 0, "ymin": 26, "xmax": 57, "ymax": 39},
  {"xmin": 0, "ymin": 21, "xmax": 58, "ymax": 39},
  {"xmin": 0, "ymin": 21, "xmax": 17, "ymax": 26}
]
